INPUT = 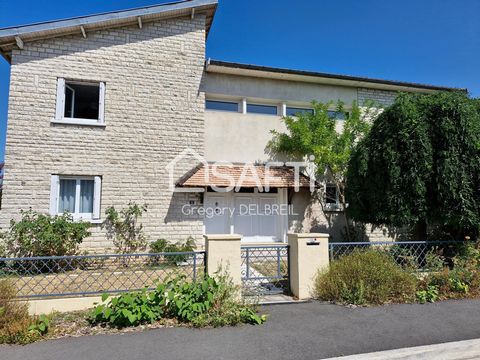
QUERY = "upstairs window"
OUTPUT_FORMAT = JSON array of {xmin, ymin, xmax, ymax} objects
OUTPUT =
[
  {"xmin": 55, "ymin": 78, "xmax": 105, "ymax": 125},
  {"xmin": 286, "ymin": 107, "xmax": 314, "ymax": 116},
  {"xmin": 327, "ymin": 110, "xmax": 347, "ymax": 120},
  {"xmin": 50, "ymin": 175, "xmax": 102, "ymax": 220},
  {"xmin": 247, "ymin": 103, "xmax": 278, "ymax": 115},
  {"xmin": 324, "ymin": 183, "xmax": 341, "ymax": 211},
  {"xmin": 206, "ymin": 100, "xmax": 238, "ymax": 112}
]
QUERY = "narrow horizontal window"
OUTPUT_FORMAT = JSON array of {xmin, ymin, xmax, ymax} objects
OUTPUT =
[
  {"xmin": 328, "ymin": 110, "xmax": 347, "ymax": 120},
  {"xmin": 247, "ymin": 103, "xmax": 278, "ymax": 115},
  {"xmin": 206, "ymin": 100, "xmax": 238, "ymax": 112},
  {"xmin": 286, "ymin": 107, "xmax": 314, "ymax": 116}
]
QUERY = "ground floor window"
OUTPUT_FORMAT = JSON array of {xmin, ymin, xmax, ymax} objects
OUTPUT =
[{"xmin": 50, "ymin": 175, "xmax": 102, "ymax": 220}]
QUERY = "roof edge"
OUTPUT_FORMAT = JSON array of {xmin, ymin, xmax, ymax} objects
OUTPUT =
[
  {"xmin": 206, "ymin": 59, "xmax": 466, "ymax": 93},
  {"xmin": 0, "ymin": 0, "xmax": 217, "ymax": 62}
]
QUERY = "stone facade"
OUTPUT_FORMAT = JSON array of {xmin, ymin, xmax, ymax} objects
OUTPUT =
[
  {"xmin": 357, "ymin": 87, "xmax": 397, "ymax": 108},
  {"xmin": 1, "ymin": 16, "xmax": 207, "ymax": 251}
]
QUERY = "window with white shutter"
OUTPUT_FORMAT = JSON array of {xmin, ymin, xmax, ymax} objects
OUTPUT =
[{"xmin": 50, "ymin": 175, "xmax": 102, "ymax": 221}]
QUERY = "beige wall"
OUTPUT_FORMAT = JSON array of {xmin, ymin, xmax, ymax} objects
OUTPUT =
[
  {"xmin": 204, "ymin": 73, "xmax": 358, "ymax": 104},
  {"xmin": 1, "ymin": 16, "xmax": 207, "ymax": 251},
  {"xmin": 205, "ymin": 110, "xmax": 287, "ymax": 163}
]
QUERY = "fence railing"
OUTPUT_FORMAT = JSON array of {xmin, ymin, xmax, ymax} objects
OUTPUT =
[
  {"xmin": 0, "ymin": 251, "xmax": 206, "ymax": 299},
  {"xmin": 329, "ymin": 240, "xmax": 465, "ymax": 271},
  {"xmin": 241, "ymin": 245, "xmax": 289, "ymax": 296}
]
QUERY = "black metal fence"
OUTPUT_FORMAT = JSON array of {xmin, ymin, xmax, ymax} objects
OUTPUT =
[
  {"xmin": 329, "ymin": 241, "xmax": 465, "ymax": 271},
  {"xmin": 241, "ymin": 245, "xmax": 289, "ymax": 296},
  {"xmin": 0, "ymin": 251, "xmax": 206, "ymax": 299}
]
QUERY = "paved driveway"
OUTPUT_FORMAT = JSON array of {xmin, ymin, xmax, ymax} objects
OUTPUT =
[{"xmin": 2, "ymin": 299, "xmax": 480, "ymax": 360}]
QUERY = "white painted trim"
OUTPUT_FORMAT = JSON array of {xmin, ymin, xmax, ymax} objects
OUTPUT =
[
  {"xmin": 80, "ymin": 26, "xmax": 87, "ymax": 38},
  {"xmin": 55, "ymin": 78, "xmax": 65, "ymax": 120},
  {"xmin": 137, "ymin": 16, "xmax": 143, "ymax": 29},
  {"xmin": 49, "ymin": 175, "xmax": 59, "ymax": 215},
  {"xmin": 93, "ymin": 176, "xmax": 102, "ymax": 219},
  {"xmin": 98, "ymin": 82, "xmax": 105, "ymax": 124},
  {"xmin": 51, "ymin": 118, "xmax": 107, "ymax": 127},
  {"xmin": 240, "ymin": 98, "xmax": 247, "ymax": 114},
  {"xmin": 15, "ymin": 36, "xmax": 24, "ymax": 49}
]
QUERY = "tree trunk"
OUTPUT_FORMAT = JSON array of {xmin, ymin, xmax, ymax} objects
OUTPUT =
[{"xmin": 413, "ymin": 219, "xmax": 428, "ymax": 241}]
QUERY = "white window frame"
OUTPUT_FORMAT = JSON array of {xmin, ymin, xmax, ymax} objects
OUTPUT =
[
  {"xmin": 50, "ymin": 175, "xmax": 102, "ymax": 222},
  {"xmin": 324, "ymin": 183, "xmax": 341, "ymax": 211},
  {"xmin": 53, "ymin": 78, "xmax": 106, "ymax": 126}
]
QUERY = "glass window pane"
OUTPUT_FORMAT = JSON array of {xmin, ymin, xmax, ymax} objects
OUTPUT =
[
  {"xmin": 206, "ymin": 100, "xmax": 238, "ymax": 112},
  {"xmin": 286, "ymin": 107, "xmax": 314, "ymax": 116},
  {"xmin": 59, "ymin": 179, "xmax": 76, "ymax": 213},
  {"xmin": 64, "ymin": 85, "xmax": 74, "ymax": 118},
  {"xmin": 328, "ymin": 111, "xmax": 347, "ymax": 120},
  {"xmin": 247, "ymin": 104, "xmax": 277, "ymax": 115},
  {"xmin": 325, "ymin": 185, "xmax": 337, "ymax": 204},
  {"xmin": 65, "ymin": 82, "xmax": 100, "ymax": 120},
  {"xmin": 80, "ymin": 180, "xmax": 94, "ymax": 213}
]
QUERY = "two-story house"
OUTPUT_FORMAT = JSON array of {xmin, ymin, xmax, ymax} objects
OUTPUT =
[{"xmin": 0, "ymin": 0, "xmax": 461, "ymax": 250}]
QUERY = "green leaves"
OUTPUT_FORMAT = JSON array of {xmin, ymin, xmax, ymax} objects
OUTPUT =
[
  {"xmin": 347, "ymin": 91, "xmax": 480, "ymax": 239},
  {"xmin": 2, "ymin": 210, "xmax": 90, "ymax": 257},
  {"xmin": 90, "ymin": 274, "xmax": 266, "ymax": 329},
  {"xmin": 102, "ymin": 202, "xmax": 148, "ymax": 254}
]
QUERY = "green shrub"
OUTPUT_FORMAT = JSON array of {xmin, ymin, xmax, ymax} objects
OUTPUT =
[
  {"xmin": 314, "ymin": 250, "xmax": 417, "ymax": 305},
  {"xmin": 191, "ymin": 271, "xmax": 266, "ymax": 327},
  {"xmin": 149, "ymin": 237, "xmax": 197, "ymax": 265},
  {"xmin": 424, "ymin": 250, "xmax": 445, "ymax": 272},
  {"xmin": 91, "ymin": 273, "xmax": 266, "ymax": 328},
  {"xmin": 102, "ymin": 203, "xmax": 147, "ymax": 254},
  {"xmin": 0, "ymin": 279, "xmax": 41, "ymax": 344},
  {"xmin": 91, "ymin": 290, "xmax": 164, "ymax": 327},
  {"xmin": 416, "ymin": 285, "xmax": 439, "ymax": 304},
  {"xmin": 3, "ymin": 210, "xmax": 90, "ymax": 257}
]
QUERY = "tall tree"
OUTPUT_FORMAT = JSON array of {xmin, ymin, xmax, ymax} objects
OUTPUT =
[
  {"xmin": 268, "ymin": 101, "xmax": 374, "ymax": 240},
  {"xmin": 346, "ymin": 91, "xmax": 480, "ymax": 240}
]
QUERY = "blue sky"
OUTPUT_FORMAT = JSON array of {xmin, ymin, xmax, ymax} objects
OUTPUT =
[{"xmin": 0, "ymin": 0, "xmax": 479, "ymax": 160}]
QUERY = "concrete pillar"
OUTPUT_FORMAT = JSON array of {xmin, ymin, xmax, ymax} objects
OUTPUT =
[
  {"xmin": 288, "ymin": 233, "xmax": 329, "ymax": 300},
  {"xmin": 204, "ymin": 234, "xmax": 242, "ymax": 286}
]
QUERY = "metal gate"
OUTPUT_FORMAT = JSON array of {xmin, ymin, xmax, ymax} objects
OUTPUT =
[{"xmin": 241, "ymin": 245, "xmax": 289, "ymax": 296}]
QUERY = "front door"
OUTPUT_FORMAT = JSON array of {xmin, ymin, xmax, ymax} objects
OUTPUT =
[{"xmin": 233, "ymin": 193, "xmax": 279, "ymax": 243}]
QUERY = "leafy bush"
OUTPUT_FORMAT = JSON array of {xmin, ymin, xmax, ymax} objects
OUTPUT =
[
  {"xmin": 149, "ymin": 237, "xmax": 196, "ymax": 265},
  {"xmin": 191, "ymin": 271, "xmax": 266, "ymax": 327},
  {"xmin": 0, "ymin": 279, "xmax": 40, "ymax": 344},
  {"xmin": 314, "ymin": 250, "xmax": 417, "ymax": 305},
  {"xmin": 416, "ymin": 285, "xmax": 439, "ymax": 304},
  {"xmin": 3, "ymin": 210, "xmax": 90, "ymax": 257},
  {"xmin": 103, "ymin": 203, "xmax": 147, "ymax": 254},
  {"xmin": 91, "ymin": 273, "xmax": 265, "ymax": 328},
  {"xmin": 28, "ymin": 315, "xmax": 50, "ymax": 336},
  {"xmin": 91, "ymin": 290, "xmax": 164, "ymax": 327}
]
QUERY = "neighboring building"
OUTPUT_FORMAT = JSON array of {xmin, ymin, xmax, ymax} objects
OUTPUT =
[{"xmin": 0, "ymin": 0, "xmax": 462, "ymax": 250}]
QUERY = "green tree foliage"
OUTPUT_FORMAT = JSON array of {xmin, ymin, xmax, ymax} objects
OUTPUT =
[
  {"xmin": 268, "ymin": 100, "xmax": 374, "ymax": 239},
  {"xmin": 347, "ymin": 91, "xmax": 480, "ymax": 239}
]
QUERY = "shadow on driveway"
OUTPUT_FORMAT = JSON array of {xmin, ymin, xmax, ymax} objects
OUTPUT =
[{"xmin": 2, "ymin": 299, "xmax": 480, "ymax": 360}]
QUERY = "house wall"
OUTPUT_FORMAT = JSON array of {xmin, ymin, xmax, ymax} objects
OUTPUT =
[
  {"xmin": 1, "ymin": 16, "xmax": 207, "ymax": 251},
  {"xmin": 203, "ymin": 72, "xmax": 404, "ymax": 242}
]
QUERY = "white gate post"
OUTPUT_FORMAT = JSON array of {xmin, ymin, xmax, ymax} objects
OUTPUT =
[
  {"xmin": 288, "ymin": 233, "xmax": 329, "ymax": 300},
  {"xmin": 204, "ymin": 234, "xmax": 242, "ymax": 287}
]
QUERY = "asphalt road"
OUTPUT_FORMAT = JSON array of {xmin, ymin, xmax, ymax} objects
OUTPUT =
[{"xmin": 2, "ymin": 299, "xmax": 480, "ymax": 360}]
